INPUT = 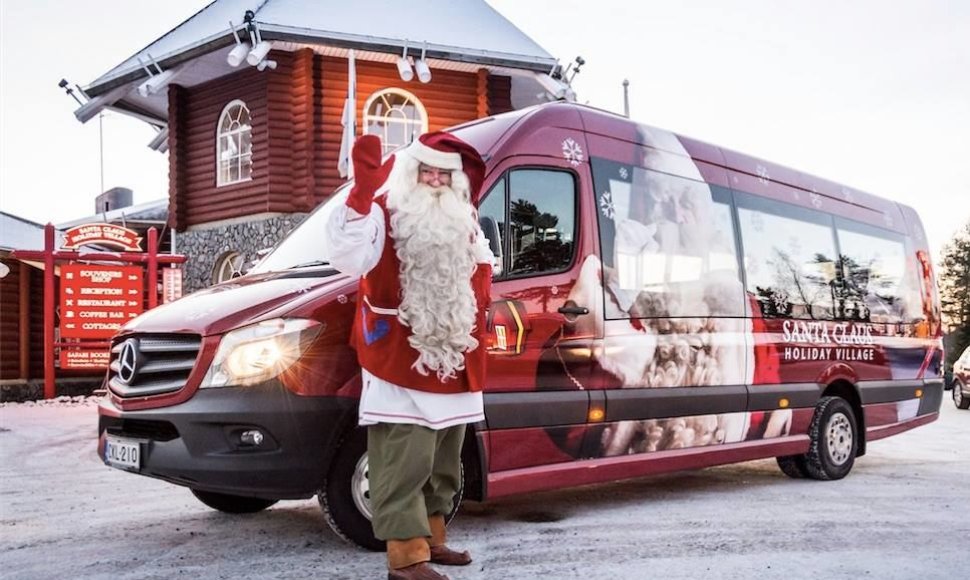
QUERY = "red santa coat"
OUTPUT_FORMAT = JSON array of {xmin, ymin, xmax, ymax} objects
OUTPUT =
[{"xmin": 351, "ymin": 196, "xmax": 492, "ymax": 394}]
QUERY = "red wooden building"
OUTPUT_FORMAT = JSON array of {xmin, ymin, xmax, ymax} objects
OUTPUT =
[{"xmin": 74, "ymin": 0, "xmax": 567, "ymax": 291}]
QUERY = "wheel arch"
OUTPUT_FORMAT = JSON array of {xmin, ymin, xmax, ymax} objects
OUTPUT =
[{"xmin": 821, "ymin": 379, "xmax": 866, "ymax": 457}]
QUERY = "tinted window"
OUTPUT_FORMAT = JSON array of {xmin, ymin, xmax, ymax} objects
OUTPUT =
[
  {"xmin": 736, "ymin": 194, "xmax": 838, "ymax": 320},
  {"xmin": 591, "ymin": 157, "xmax": 744, "ymax": 319},
  {"xmin": 479, "ymin": 169, "xmax": 577, "ymax": 278},
  {"xmin": 836, "ymin": 219, "xmax": 920, "ymax": 323}
]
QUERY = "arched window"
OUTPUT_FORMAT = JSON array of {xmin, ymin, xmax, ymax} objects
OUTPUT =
[
  {"xmin": 363, "ymin": 89, "xmax": 428, "ymax": 154},
  {"xmin": 212, "ymin": 251, "xmax": 243, "ymax": 284},
  {"xmin": 216, "ymin": 100, "xmax": 253, "ymax": 186}
]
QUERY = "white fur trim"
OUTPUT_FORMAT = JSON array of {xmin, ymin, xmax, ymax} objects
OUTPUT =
[{"xmin": 408, "ymin": 140, "xmax": 462, "ymax": 170}]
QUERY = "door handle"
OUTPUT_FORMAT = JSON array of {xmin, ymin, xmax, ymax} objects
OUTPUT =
[{"xmin": 558, "ymin": 303, "xmax": 589, "ymax": 316}]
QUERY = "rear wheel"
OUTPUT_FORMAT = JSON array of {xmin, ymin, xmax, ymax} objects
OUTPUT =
[
  {"xmin": 803, "ymin": 397, "xmax": 858, "ymax": 481},
  {"xmin": 319, "ymin": 428, "xmax": 465, "ymax": 552},
  {"xmin": 190, "ymin": 489, "xmax": 278, "ymax": 514},
  {"xmin": 954, "ymin": 381, "xmax": 970, "ymax": 409}
]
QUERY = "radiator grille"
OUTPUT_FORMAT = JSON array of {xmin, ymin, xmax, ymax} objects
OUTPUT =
[{"xmin": 107, "ymin": 335, "xmax": 201, "ymax": 398}]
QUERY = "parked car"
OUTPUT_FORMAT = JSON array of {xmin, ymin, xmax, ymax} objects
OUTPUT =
[{"xmin": 952, "ymin": 346, "xmax": 970, "ymax": 409}]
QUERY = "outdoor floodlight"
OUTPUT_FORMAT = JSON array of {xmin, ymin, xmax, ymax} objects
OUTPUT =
[
  {"xmin": 414, "ymin": 43, "xmax": 431, "ymax": 83},
  {"xmin": 247, "ymin": 41, "xmax": 272, "ymax": 66},
  {"xmin": 414, "ymin": 59, "xmax": 431, "ymax": 83},
  {"xmin": 397, "ymin": 57, "xmax": 414, "ymax": 81},
  {"xmin": 227, "ymin": 42, "xmax": 251, "ymax": 67},
  {"xmin": 257, "ymin": 59, "xmax": 277, "ymax": 71},
  {"xmin": 397, "ymin": 40, "xmax": 413, "ymax": 81},
  {"xmin": 137, "ymin": 68, "xmax": 176, "ymax": 97}
]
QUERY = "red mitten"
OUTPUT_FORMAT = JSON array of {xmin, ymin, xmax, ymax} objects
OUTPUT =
[{"xmin": 346, "ymin": 135, "xmax": 395, "ymax": 215}]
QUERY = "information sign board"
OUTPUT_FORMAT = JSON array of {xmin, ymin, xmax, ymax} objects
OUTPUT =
[{"xmin": 59, "ymin": 264, "xmax": 143, "ymax": 340}]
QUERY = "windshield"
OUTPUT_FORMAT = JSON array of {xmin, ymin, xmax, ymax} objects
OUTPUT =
[{"xmin": 249, "ymin": 186, "xmax": 350, "ymax": 274}]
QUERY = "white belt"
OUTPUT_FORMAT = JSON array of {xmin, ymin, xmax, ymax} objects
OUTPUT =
[{"xmin": 364, "ymin": 295, "xmax": 399, "ymax": 315}]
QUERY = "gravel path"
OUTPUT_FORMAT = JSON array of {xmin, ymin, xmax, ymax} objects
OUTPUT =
[{"xmin": 1, "ymin": 398, "xmax": 967, "ymax": 579}]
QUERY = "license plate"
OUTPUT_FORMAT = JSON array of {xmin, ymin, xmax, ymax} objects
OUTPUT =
[{"xmin": 104, "ymin": 436, "xmax": 141, "ymax": 470}]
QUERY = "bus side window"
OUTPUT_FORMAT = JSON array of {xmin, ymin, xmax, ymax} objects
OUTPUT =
[
  {"xmin": 589, "ymin": 157, "xmax": 745, "ymax": 319},
  {"xmin": 480, "ymin": 169, "xmax": 578, "ymax": 280},
  {"xmin": 736, "ymin": 194, "xmax": 839, "ymax": 320},
  {"xmin": 507, "ymin": 169, "xmax": 577, "ymax": 277},
  {"xmin": 835, "ymin": 219, "xmax": 918, "ymax": 323}
]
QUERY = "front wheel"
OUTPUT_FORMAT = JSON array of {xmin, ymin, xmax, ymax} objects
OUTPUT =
[
  {"xmin": 954, "ymin": 381, "xmax": 970, "ymax": 409},
  {"xmin": 190, "ymin": 489, "xmax": 278, "ymax": 514},
  {"xmin": 319, "ymin": 428, "xmax": 464, "ymax": 551},
  {"xmin": 803, "ymin": 397, "xmax": 858, "ymax": 481}
]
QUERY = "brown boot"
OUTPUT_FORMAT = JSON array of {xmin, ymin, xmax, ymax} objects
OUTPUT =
[
  {"xmin": 387, "ymin": 538, "xmax": 431, "ymax": 570},
  {"xmin": 427, "ymin": 515, "xmax": 473, "ymax": 566},
  {"xmin": 387, "ymin": 562, "xmax": 450, "ymax": 580}
]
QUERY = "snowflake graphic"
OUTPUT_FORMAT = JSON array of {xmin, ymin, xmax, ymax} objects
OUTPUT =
[
  {"xmin": 883, "ymin": 214, "xmax": 894, "ymax": 228},
  {"xmin": 619, "ymin": 167, "xmax": 629, "ymax": 180},
  {"xmin": 810, "ymin": 192, "xmax": 823, "ymax": 209},
  {"xmin": 599, "ymin": 191, "xmax": 616, "ymax": 220},
  {"xmin": 841, "ymin": 187, "xmax": 855, "ymax": 203},
  {"xmin": 337, "ymin": 294, "xmax": 349, "ymax": 304},
  {"xmin": 756, "ymin": 165, "xmax": 770, "ymax": 184},
  {"xmin": 562, "ymin": 138, "xmax": 584, "ymax": 166}
]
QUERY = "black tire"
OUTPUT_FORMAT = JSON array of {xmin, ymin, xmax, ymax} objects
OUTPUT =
[
  {"xmin": 803, "ymin": 396, "xmax": 858, "ymax": 481},
  {"xmin": 954, "ymin": 381, "xmax": 970, "ymax": 410},
  {"xmin": 776, "ymin": 454, "xmax": 810, "ymax": 478},
  {"xmin": 319, "ymin": 428, "xmax": 465, "ymax": 552},
  {"xmin": 190, "ymin": 489, "xmax": 278, "ymax": 514}
]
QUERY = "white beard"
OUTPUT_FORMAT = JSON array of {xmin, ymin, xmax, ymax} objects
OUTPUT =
[{"xmin": 386, "ymin": 172, "xmax": 479, "ymax": 381}]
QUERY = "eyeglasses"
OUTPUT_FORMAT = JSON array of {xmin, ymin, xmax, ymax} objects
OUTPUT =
[{"xmin": 419, "ymin": 165, "xmax": 452, "ymax": 181}]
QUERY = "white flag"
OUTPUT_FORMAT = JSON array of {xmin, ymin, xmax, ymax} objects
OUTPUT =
[{"xmin": 337, "ymin": 50, "xmax": 357, "ymax": 178}]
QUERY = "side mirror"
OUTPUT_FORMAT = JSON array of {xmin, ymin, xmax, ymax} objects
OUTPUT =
[{"xmin": 479, "ymin": 216, "xmax": 503, "ymax": 276}]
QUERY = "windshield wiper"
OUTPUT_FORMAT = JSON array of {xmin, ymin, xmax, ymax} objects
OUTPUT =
[{"xmin": 290, "ymin": 260, "xmax": 333, "ymax": 269}]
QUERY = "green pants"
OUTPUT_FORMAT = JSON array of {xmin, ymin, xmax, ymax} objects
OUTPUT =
[{"xmin": 367, "ymin": 422, "xmax": 466, "ymax": 541}]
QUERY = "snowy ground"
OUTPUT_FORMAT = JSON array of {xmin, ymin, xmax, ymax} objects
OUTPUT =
[{"xmin": 1, "ymin": 398, "xmax": 968, "ymax": 580}]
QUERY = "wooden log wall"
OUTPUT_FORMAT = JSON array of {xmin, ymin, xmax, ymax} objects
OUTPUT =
[
  {"xmin": 0, "ymin": 260, "xmax": 45, "ymax": 380},
  {"xmin": 169, "ymin": 51, "xmax": 513, "ymax": 230}
]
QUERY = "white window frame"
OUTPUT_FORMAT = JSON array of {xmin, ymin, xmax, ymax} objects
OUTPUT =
[
  {"xmin": 212, "ymin": 251, "xmax": 243, "ymax": 284},
  {"xmin": 215, "ymin": 99, "xmax": 253, "ymax": 187},
  {"xmin": 362, "ymin": 88, "xmax": 429, "ymax": 154}
]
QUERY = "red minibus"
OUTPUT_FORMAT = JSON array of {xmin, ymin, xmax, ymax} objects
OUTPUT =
[{"xmin": 99, "ymin": 102, "xmax": 944, "ymax": 550}]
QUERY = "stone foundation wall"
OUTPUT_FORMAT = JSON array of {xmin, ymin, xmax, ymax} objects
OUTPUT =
[{"xmin": 176, "ymin": 213, "xmax": 308, "ymax": 293}]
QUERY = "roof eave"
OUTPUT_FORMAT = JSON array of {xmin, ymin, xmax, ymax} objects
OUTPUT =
[{"xmin": 84, "ymin": 27, "xmax": 557, "ymax": 97}]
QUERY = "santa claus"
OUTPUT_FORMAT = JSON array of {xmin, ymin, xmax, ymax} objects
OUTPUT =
[{"xmin": 326, "ymin": 132, "xmax": 493, "ymax": 580}]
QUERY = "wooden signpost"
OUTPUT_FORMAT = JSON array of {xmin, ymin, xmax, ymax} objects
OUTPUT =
[{"xmin": 11, "ymin": 224, "xmax": 186, "ymax": 398}]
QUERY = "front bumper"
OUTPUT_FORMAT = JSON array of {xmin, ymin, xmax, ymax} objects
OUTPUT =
[{"xmin": 98, "ymin": 381, "xmax": 357, "ymax": 499}]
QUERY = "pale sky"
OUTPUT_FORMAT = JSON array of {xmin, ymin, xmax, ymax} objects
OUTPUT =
[{"xmin": 1, "ymin": 0, "xmax": 968, "ymax": 262}]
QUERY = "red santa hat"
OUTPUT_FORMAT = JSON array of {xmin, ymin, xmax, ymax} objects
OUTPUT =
[{"xmin": 407, "ymin": 131, "xmax": 486, "ymax": 204}]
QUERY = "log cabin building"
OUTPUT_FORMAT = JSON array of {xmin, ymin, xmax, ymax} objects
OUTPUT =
[{"xmin": 75, "ymin": 0, "xmax": 567, "ymax": 291}]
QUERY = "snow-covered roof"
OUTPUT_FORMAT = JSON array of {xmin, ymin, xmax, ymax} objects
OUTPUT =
[
  {"xmin": 85, "ymin": 0, "xmax": 557, "ymax": 95},
  {"xmin": 0, "ymin": 212, "xmax": 49, "ymax": 252},
  {"xmin": 55, "ymin": 199, "xmax": 169, "ymax": 230}
]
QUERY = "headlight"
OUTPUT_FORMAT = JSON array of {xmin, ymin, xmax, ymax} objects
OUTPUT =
[{"xmin": 200, "ymin": 318, "xmax": 322, "ymax": 388}]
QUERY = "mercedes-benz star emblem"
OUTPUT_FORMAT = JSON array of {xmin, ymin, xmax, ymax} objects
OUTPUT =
[{"xmin": 117, "ymin": 339, "xmax": 140, "ymax": 385}]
